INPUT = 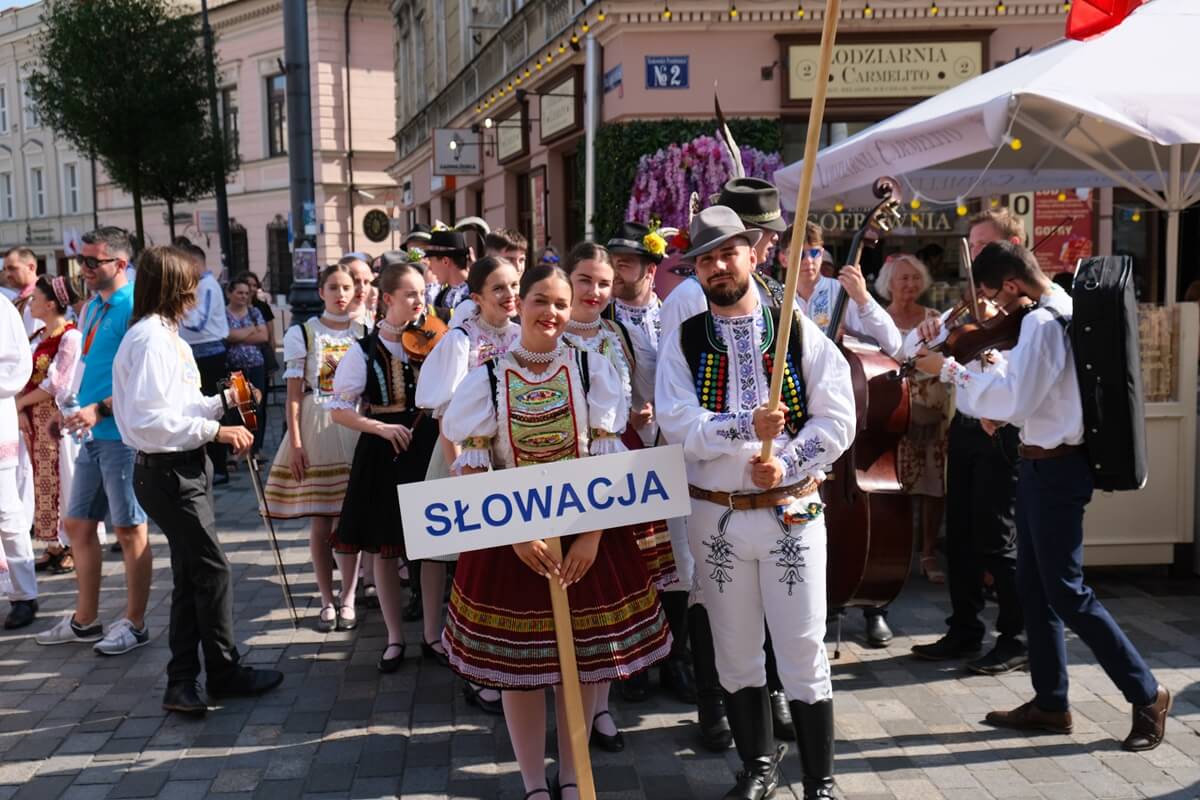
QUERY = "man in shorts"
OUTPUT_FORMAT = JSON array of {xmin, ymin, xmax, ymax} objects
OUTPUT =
[{"xmin": 36, "ymin": 227, "xmax": 152, "ymax": 656}]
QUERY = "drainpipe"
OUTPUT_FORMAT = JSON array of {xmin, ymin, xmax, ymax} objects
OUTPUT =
[
  {"xmin": 344, "ymin": 0, "xmax": 355, "ymax": 252},
  {"xmin": 584, "ymin": 33, "xmax": 598, "ymax": 240}
]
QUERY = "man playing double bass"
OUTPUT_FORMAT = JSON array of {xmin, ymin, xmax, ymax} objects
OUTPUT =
[{"xmin": 658, "ymin": 207, "xmax": 855, "ymax": 800}]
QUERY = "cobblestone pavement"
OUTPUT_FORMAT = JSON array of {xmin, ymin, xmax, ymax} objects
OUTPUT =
[{"xmin": 2, "ymin": 427, "xmax": 1199, "ymax": 798}]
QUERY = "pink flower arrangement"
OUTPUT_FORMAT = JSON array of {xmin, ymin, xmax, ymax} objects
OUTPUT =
[{"xmin": 625, "ymin": 134, "xmax": 784, "ymax": 230}]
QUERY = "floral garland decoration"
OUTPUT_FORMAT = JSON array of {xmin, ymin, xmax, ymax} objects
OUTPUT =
[
  {"xmin": 405, "ymin": 247, "xmax": 425, "ymax": 263},
  {"xmin": 642, "ymin": 220, "xmax": 669, "ymax": 257},
  {"xmin": 625, "ymin": 133, "xmax": 784, "ymax": 231}
]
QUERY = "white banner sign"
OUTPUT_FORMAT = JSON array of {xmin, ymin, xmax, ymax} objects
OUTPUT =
[{"xmin": 398, "ymin": 446, "xmax": 691, "ymax": 561}]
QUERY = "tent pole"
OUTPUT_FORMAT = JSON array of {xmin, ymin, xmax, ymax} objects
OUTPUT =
[
  {"xmin": 1166, "ymin": 144, "xmax": 1181, "ymax": 305},
  {"xmin": 1014, "ymin": 117, "xmax": 1167, "ymax": 210}
]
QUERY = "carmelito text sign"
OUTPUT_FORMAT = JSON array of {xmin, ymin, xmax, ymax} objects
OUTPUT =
[{"xmin": 398, "ymin": 446, "xmax": 691, "ymax": 560}]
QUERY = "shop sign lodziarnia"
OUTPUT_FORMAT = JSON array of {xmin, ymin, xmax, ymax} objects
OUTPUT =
[{"xmin": 780, "ymin": 34, "xmax": 985, "ymax": 104}]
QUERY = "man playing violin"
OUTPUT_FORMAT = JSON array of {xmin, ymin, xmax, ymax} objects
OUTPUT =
[
  {"xmin": 112, "ymin": 245, "xmax": 284, "ymax": 717},
  {"xmin": 905, "ymin": 208, "xmax": 1028, "ymax": 675},
  {"xmin": 912, "ymin": 241, "xmax": 1170, "ymax": 752}
]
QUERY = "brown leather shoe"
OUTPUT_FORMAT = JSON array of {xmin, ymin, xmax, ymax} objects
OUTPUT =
[
  {"xmin": 984, "ymin": 701, "xmax": 1073, "ymax": 734},
  {"xmin": 1122, "ymin": 685, "xmax": 1171, "ymax": 752}
]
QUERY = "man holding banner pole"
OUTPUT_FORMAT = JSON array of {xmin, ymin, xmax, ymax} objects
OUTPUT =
[{"xmin": 657, "ymin": 206, "xmax": 855, "ymax": 800}]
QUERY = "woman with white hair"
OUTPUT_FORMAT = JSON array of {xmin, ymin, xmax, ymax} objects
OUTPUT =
[{"xmin": 876, "ymin": 254, "xmax": 950, "ymax": 584}]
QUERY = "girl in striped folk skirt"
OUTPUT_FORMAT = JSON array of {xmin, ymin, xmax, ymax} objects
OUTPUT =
[
  {"xmin": 263, "ymin": 264, "xmax": 365, "ymax": 633},
  {"xmin": 441, "ymin": 265, "xmax": 671, "ymax": 800}
]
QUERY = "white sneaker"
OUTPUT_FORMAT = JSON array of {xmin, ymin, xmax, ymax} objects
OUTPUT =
[
  {"xmin": 35, "ymin": 614, "xmax": 104, "ymax": 646},
  {"xmin": 93, "ymin": 618, "xmax": 150, "ymax": 656}
]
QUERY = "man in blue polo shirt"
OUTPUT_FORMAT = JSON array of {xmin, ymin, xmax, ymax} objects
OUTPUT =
[{"xmin": 36, "ymin": 227, "xmax": 152, "ymax": 657}]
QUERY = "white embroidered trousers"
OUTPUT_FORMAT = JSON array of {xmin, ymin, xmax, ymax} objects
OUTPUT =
[
  {"xmin": 0, "ymin": 467, "xmax": 37, "ymax": 601},
  {"xmin": 686, "ymin": 495, "xmax": 831, "ymax": 704}
]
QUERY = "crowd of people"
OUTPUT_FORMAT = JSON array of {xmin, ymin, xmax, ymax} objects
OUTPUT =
[{"xmin": 0, "ymin": 176, "xmax": 1174, "ymax": 800}]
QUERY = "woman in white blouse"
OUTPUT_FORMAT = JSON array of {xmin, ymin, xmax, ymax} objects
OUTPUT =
[{"xmin": 262, "ymin": 264, "xmax": 365, "ymax": 633}]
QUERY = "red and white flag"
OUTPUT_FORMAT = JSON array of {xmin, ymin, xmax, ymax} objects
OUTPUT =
[
  {"xmin": 1066, "ymin": 0, "xmax": 1144, "ymax": 41},
  {"xmin": 63, "ymin": 227, "xmax": 81, "ymax": 256}
]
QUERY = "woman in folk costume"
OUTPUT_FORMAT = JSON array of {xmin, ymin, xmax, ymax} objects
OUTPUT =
[
  {"xmin": 16, "ymin": 276, "xmax": 82, "ymax": 573},
  {"xmin": 413, "ymin": 256, "xmax": 521, "ymax": 712},
  {"xmin": 441, "ymin": 265, "xmax": 671, "ymax": 800},
  {"xmin": 263, "ymin": 263, "xmax": 365, "ymax": 632},
  {"xmin": 329, "ymin": 263, "xmax": 441, "ymax": 672},
  {"xmin": 560, "ymin": 242, "xmax": 678, "ymax": 753}
]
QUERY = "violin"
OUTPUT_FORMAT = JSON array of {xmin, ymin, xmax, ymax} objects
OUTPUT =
[
  {"xmin": 401, "ymin": 311, "xmax": 448, "ymax": 362},
  {"xmin": 928, "ymin": 296, "xmax": 1035, "ymax": 366},
  {"xmin": 227, "ymin": 370, "xmax": 259, "ymax": 432}
]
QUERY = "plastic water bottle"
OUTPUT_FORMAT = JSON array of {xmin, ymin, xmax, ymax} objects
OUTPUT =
[
  {"xmin": 0, "ymin": 568, "xmax": 11, "ymax": 596},
  {"xmin": 59, "ymin": 394, "xmax": 93, "ymax": 443}
]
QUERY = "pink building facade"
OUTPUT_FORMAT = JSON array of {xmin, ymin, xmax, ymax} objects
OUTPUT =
[{"xmin": 96, "ymin": 0, "xmax": 399, "ymax": 286}]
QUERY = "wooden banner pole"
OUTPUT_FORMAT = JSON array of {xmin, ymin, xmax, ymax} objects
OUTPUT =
[
  {"xmin": 759, "ymin": 0, "xmax": 844, "ymax": 461},
  {"xmin": 544, "ymin": 536, "xmax": 596, "ymax": 800}
]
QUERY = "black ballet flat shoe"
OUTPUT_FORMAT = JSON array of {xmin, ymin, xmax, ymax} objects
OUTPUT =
[
  {"xmin": 462, "ymin": 682, "xmax": 504, "ymax": 715},
  {"xmin": 378, "ymin": 643, "xmax": 406, "ymax": 673},
  {"xmin": 589, "ymin": 710, "xmax": 625, "ymax": 753},
  {"xmin": 421, "ymin": 639, "xmax": 450, "ymax": 667},
  {"xmin": 336, "ymin": 605, "xmax": 359, "ymax": 631}
]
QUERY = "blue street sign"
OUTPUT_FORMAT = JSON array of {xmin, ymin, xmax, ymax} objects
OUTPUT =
[{"xmin": 645, "ymin": 56, "xmax": 688, "ymax": 89}]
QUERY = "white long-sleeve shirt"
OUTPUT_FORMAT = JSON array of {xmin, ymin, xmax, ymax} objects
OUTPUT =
[
  {"xmin": 180, "ymin": 272, "xmax": 229, "ymax": 349},
  {"xmin": 0, "ymin": 297, "xmax": 32, "ymax": 470},
  {"xmin": 414, "ymin": 315, "xmax": 520, "ymax": 418},
  {"xmin": 939, "ymin": 287, "xmax": 1082, "ymax": 449},
  {"xmin": 113, "ymin": 314, "xmax": 226, "ymax": 454},
  {"xmin": 656, "ymin": 303, "xmax": 856, "ymax": 493},
  {"xmin": 796, "ymin": 276, "xmax": 903, "ymax": 359}
]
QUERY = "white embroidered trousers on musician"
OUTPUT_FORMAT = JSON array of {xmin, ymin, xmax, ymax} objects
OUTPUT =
[
  {"xmin": 0, "ymin": 467, "xmax": 37, "ymax": 601},
  {"xmin": 686, "ymin": 495, "xmax": 831, "ymax": 704}
]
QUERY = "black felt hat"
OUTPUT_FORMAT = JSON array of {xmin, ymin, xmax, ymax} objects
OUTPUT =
[
  {"xmin": 425, "ymin": 229, "xmax": 469, "ymax": 255},
  {"xmin": 606, "ymin": 221, "xmax": 664, "ymax": 264},
  {"xmin": 717, "ymin": 177, "xmax": 787, "ymax": 233},
  {"xmin": 403, "ymin": 223, "xmax": 432, "ymax": 246}
]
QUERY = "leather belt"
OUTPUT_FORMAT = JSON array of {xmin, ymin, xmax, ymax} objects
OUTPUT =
[
  {"xmin": 135, "ymin": 448, "xmax": 206, "ymax": 469},
  {"xmin": 1017, "ymin": 443, "xmax": 1083, "ymax": 460},
  {"xmin": 689, "ymin": 479, "xmax": 819, "ymax": 511}
]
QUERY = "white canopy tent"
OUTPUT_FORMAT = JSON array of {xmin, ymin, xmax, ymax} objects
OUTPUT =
[{"xmin": 774, "ymin": 0, "xmax": 1200, "ymax": 302}]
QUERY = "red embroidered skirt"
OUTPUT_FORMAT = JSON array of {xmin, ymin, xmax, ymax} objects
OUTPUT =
[{"xmin": 442, "ymin": 529, "xmax": 672, "ymax": 689}]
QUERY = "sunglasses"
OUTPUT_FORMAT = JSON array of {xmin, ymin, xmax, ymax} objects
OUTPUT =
[
  {"xmin": 80, "ymin": 256, "xmax": 119, "ymax": 270},
  {"xmin": 801, "ymin": 248, "xmax": 823, "ymax": 261}
]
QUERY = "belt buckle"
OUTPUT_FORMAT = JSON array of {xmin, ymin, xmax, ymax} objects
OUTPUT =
[{"xmin": 726, "ymin": 490, "xmax": 751, "ymax": 511}]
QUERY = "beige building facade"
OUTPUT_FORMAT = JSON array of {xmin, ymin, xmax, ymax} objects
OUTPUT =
[{"xmin": 96, "ymin": 0, "xmax": 399, "ymax": 288}]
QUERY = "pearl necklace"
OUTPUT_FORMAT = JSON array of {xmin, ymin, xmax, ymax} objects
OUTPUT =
[
  {"xmin": 322, "ymin": 311, "xmax": 351, "ymax": 323},
  {"xmin": 511, "ymin": 344, "xmax": 563, "ymax": 364},
  {"xmin": 377, "ymin": 319, "xmax": 406, "ymax": 336},
  {"xmin": 566, "ymin": 318, "xmax": 602, "ymax": 333}
]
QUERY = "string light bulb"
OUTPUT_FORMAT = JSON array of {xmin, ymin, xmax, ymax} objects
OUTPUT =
[
  {"xmin": 524, "ymin": 67, "xmax": 531, "ymax": 78},
  {"xmin": 956, "ymin": 198, "xmax": 968, "ymax": 217},
  {"xmin": 1009, "ymin": 136, "xmax": 1023, "ymax": 151},
  {"xmin": 910, "ymin": 198, "xmax": 921, "ymax": 210},
  {"xmin": 558, "ymin": 41, "xmax": 566, "ymax": 53},
  {"xmin": 581, "ymin": 20, "xmax": 590, "ymax": 33},
  {"xmin": 1062, "ymin": 0, "xmax": 1072, "ymax": 10},
  {"xmin": 1131, "ymin": 210, "xmax": 1142, "ymax": 222},
  {"xmin": 730, "ymin": 3, "xmax": 739, "ymax": 18},
  {"xmin": 833, "ymin": 201, "xmax": 845, "ymax": 213},
  {"xmin": 535, "ymin": 59, "xmax": 543, "ymax": 70},
  {"xmin": 515, "ymin": 74, "xmax": 522, "ymax": 85},
  {"xmin": 795, "ymin": 3, "xmax": 805, "ymax": 17},
  {"xmin": 990, "ymin": 197, "xmax": 1000, "ymax": 208},
  {"xmin": 863, "ymin": 2, "xmax": 873, "ymax": 17},
  {"xmin": 662, "ymin": 4, "xmax": 671, "ymax": 20},
  {"xmin": 1057, "ymin": 191, "xmax": 1068, "ymax": 202},
  {"xmin": 996, "ymin": 1, "xmax": 1006, "ymax": 12},
  {"xmin": 507, "ymin": 81, "xmax": 513, "ymax": 91},
  {"xmin": 930, "ymin": 1, "xmax": 939, "ymax": 15},
  {"xmin": 597, "ymin": 6, "xmax": 605, "ymax": 22},
  {"xmin": 571, "ymin": 30, "xmax": 579, "ymax": 44},
  {"xmin": 475, "ymin": 103, "xmax": 482, "ymax": 113},
  {"xmin": 546, "ymin": 51, "xmax": 554, "ymax": 63}
]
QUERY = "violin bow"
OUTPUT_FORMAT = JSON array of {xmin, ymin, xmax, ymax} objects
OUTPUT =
[
  {"xmin": 246, "ymin": 451, "xmax": 300, "ymax": 629},
  {"xmin": 960, "ymin": 237, "xmax": 983, "ymax": 326},
  {"xmin": 760, "ymin": 0, "xmax": 844, "ymax": 463}
]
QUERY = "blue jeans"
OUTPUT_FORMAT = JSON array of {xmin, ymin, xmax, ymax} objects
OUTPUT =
[
  {"xmin": 66, "ymin": 439, "xmax": 147, "ymax": 528},
  {"xmin": 1015, "ymin": 451, "xmax": 1156, "ymax": 712}
]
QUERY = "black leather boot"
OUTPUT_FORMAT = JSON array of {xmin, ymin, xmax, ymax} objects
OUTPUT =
[
  {"xmin": 790, "ymin": 699, "xmax": 835, "ymax": 800},
  {"xmin": 689, "ymin": 604, "xmax": 733, "ymax": 751},
  {"xmin": 764, "ymin": 631, "xmax": 794, "ymax": 741},
  {"xmin": 659, "ymin": 591, "xmax": 696, "ymax": 703},
  {"xmin": 723, "ymin": 686, "xmax": 786, "ymax": 800}
]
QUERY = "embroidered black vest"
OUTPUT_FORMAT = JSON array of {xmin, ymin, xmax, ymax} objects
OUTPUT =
[
  {"xmin": 359, "ymin": 331, "xmax": 418, "ymax": 414},
  {"xmin": 680, "ymin": 305, "xmax": 808, "ymax": 437}
]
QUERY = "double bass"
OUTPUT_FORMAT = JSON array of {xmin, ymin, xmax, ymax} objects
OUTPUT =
[{"xmin": 823, "ymin": 177, "xmax": 914, "ymax": 611}]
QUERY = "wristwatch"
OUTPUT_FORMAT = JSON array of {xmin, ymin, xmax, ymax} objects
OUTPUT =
[{"xmin": 96, "ymin": 400, "xmax": 113, "ymax": 418}]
